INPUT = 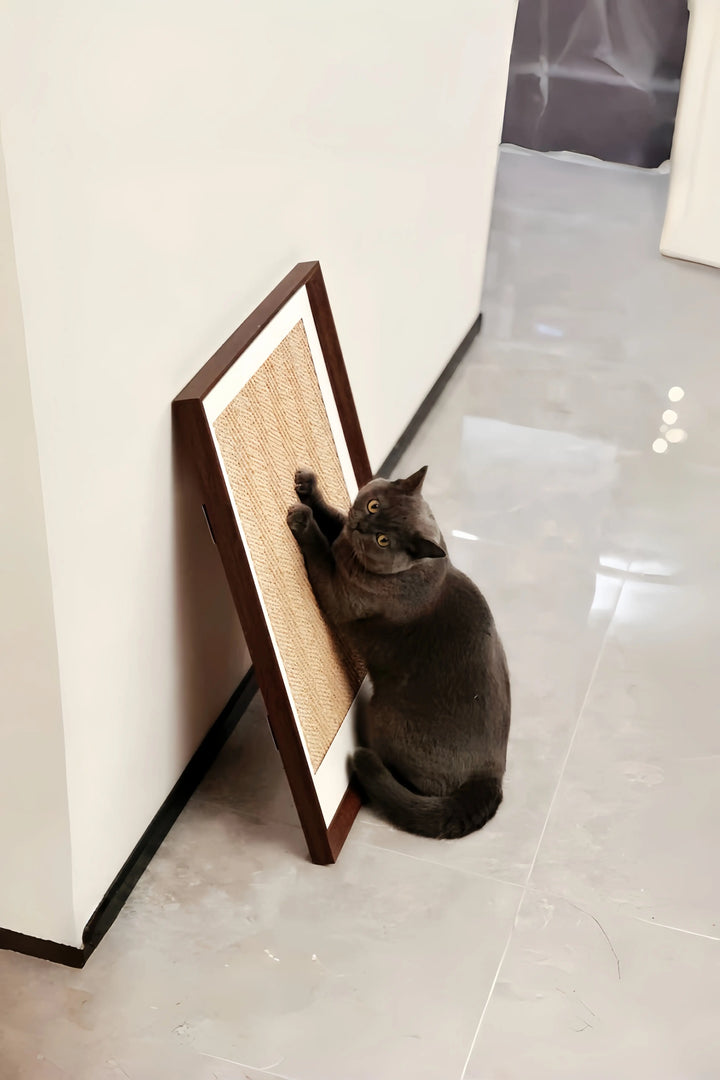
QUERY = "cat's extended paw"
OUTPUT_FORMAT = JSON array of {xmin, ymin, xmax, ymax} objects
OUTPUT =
[
  {"xmin": 287, "ymin": 502, "xmax": 313, "ymax": 538},
  {"xmin": 294, "ymin": 468, "xmax": 317, "ymax": 502}
]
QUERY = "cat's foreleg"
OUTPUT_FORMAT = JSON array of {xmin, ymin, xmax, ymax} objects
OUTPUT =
[
  {"xmin": 294, "ymin": 468, "xmax": 346, "ymax": 545},
  {"xmin": 287, "ymin": 503, "xmax": 344, "ymax": 621}
]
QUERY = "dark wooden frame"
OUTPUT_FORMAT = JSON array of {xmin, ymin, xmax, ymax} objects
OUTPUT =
[{"xmin": 173, "ymin": 262, "xmax": 372, "ymax": 864}]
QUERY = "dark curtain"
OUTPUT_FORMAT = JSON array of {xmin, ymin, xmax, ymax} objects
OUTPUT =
[{"xmin": 502, "ymin": 0, "xmax": 689, "ymax": 168}]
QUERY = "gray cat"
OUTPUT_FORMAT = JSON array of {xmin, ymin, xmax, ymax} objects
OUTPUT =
[{"xmin": 287, "ymin": 465, "xmax": 510, "ymax": 839}]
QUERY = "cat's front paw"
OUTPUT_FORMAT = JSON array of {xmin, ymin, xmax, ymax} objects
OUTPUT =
[
  {"xmin": 287, "ymin": 502, "xmax": 313, "ymax": 538},
  {"xmin": 294, "ymin": 468, "xmax": 317, "ymax": 503}
]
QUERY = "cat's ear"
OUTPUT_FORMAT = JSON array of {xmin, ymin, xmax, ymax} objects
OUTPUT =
[
  {"xmin": 409, "ymin": 534, "xmax": 446, "ymax": 560},
  {"xmin": 395, "ymin": 465, "xmax": 428, "ymax": 494}
]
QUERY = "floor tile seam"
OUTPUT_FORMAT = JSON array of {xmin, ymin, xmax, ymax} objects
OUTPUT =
[
  {"xmin": 458, "ymin": 885, "xmax": 528, "ymax": 1080},
  {"xmin": 199, "ymin": 1049, "xmax": 294, "ymax": 1079},
  {"xmin": 490, "ymin": 881, "xmax": 720, "ymax": 976},
  {"xmin": 191, "ymin": 792, "xmax": 303, "ymax": 834},
  {"xmin": 523, "ymin": 577, "xmax": 627, "ymax": 888},
  {"xmin": 630, "ymin": 915, "xmax": 720, "ymax": 944},
  {"xmin": 352, "ymin": 836, "xmax": 527, "ymax": 891}
]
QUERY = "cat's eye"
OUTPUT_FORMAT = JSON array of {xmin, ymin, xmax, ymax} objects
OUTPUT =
[
  {"xmin": 376, "ymin": 533, "xmax": 390, "ymax": 547},
  {"xmin": 367, "ymin": 498, "xmax": 380, "ymax": 514}
]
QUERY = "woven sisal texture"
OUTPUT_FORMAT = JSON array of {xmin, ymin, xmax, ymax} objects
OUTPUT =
[{"xmin": 213, "ymin": 319, "xmax": 364, "ymax": 772}]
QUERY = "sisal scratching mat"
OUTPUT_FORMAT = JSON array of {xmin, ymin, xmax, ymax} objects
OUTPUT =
[
  {"xmin": 213, "ymin": 320, "xmax": 364, "ymax": 770},
  {"xmin": 173, "ymin": 262, "xmax": 372, "ymax": 864}
]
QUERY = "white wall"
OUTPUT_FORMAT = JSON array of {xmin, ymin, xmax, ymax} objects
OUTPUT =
[
  {"xmin": 0, "ymin": 0, "xmax": 517, "ymax": 941},
  {"xmin": 661, "ymin": 0, "xmax": 720, "ymax": 268},
  {"xmin": 0, "ymin": 133, "xmax": 76, "ymax": 945}
]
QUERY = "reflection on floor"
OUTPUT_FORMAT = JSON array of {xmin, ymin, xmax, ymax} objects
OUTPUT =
[{"xmin": 3, "ymin": 147, "xmax": 720, "ymax": 1079}]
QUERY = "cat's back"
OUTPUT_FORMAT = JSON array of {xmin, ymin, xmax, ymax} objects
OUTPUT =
[
  {"xmin": 418, "ymin": 562, "xmax": 508, "ymax": 715},
  {"xmin": 357, "ymin": 558, "xmax": 500, "ymax": 682},
  {"xmin": 437, "ymin": 562, "xmax": 496, "ymax": 631}
]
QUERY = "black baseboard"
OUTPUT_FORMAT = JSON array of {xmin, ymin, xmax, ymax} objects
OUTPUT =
[
  {"xmin": 376, "ymin": 310, "xmax": 483, "ymax": 478},
  {"xmin": 0, "ymin": 310, "xmax": 482, "ymax": 970},
  {"xmin": 0, "ymin": 668, "xmax": 258, "ymax": 969},
  {"xmin": 0, "ymin": 928, "xmax": 87, "ymax": 970}
]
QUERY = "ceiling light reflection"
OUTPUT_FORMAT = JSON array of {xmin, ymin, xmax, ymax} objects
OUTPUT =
[
  {"xmin": 535, "ymin": 323, "xmax": 564, "ymax": 338},
  {"xmin": 599, "ymin": 554, "xmax": 629, "ymax": 572},
  {"xmin": 666, "ymin": 428, "xmax": 687, "ymax": 444},
  {"xmin": 662, "ymin": 409, "xmax": 678, "ymax": 424},
  {"xmin": 652, "ymin": 438, "xmax": 668, "ymax": 454},
  {"xmin": 668, "ymin": 386, "xmax": 685, "ymax": 402},
  {"xmin": 590, "ymin": 572, "xmax": 618, "ymax": 615}
]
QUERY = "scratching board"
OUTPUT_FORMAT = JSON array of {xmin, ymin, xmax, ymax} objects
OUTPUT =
[
  {"xmin": 213, "ymin": 320, "xmax": 364, "ymax": 771},
  {"xmin": 173, "ymin": 262, "xmax": 372, "ymax": 864}
]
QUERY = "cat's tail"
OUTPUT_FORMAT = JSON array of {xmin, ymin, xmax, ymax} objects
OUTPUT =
[{"xmin": 352, "ymin": 748, "xmax": 502, "ymax": 840}]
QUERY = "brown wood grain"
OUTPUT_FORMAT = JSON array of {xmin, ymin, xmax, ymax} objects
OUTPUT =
[
  {"xmin": 305, "ymin": 266, "xmax": 373, "ymax": 488},
  {"xmin": 328, "ymin": 782, "xmax": 363, "ymax": 862}
]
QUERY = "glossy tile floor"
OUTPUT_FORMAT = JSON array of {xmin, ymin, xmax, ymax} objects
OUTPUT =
[{"xmin": 3, "ymin": 148, "xmax": 720, "ymax": 1079}]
